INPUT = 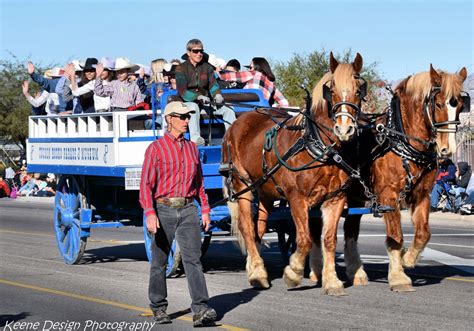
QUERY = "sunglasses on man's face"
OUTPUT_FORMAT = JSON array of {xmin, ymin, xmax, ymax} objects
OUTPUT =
[
  {"xmin": 190, "ymin": 49, "xmax": 204, "ymax": 54},
  {"xmin": 171, "ymin": 113, "xmax": 191, "ymax": 120}
]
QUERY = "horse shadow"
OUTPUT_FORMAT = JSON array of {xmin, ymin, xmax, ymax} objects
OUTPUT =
[{"xmin": 0, "ymin": 312, "xmax": 30, "ymax": 325}]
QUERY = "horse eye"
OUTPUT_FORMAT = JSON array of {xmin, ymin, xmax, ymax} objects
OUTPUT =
[{"xmin": 449, "ymin": 97, "xmax": 458, "ymax": 107}]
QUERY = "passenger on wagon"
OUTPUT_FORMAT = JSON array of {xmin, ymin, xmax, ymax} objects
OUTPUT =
[
  {"xmin": 65, "ymin": 57, "xmax": 98, "ymax": 113},
  {"xmin": 27, "ymin": 62, "xmax": 71, "ymax": 113},
  {"xmin": 175, "ymin": 39, "xmax": 236, "ymax": 146},
  {"xmin": 22, "ymin": 68, "xmax": 61, "ymax": 115},
  {"xmin": 219, "ymin": 57, "xmax": 289, "ymax": 107},
  {"xmin": 94, "ymin": 57, "xmax": 115, "ymax": 112},
  {"xmin": 56, "ymin": 60, "xmax": 84, "ymax": 114},
  {"xmin": 94, "ymin": 57, "xmax": 144, "ymax": 112}
]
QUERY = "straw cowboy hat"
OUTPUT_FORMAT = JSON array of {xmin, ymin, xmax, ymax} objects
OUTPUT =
[
  {"xmin": 164, "ymin": 101, "xmax": 196, "ymax": 116},
  {"xmin": 135, "ymin": 64, "xmax": 151, "ymax": 77},
  {"xmin": 44, "ymin": 67, "xmax": 64, "ymax": 78},
  {"xmin": 71, "ymin": 60, "xmax": 84, "ymax": 72},
  {"xmin": 113, "ymin": 57, "xmax": 139, "ymax": 72}
]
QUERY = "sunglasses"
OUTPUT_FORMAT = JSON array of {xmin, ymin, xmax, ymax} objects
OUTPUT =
[
  {"xmin": 170, "ymin": 113, "xmax": 191, "ymax": 120},
  {"xmin": 190, "ymin": 49, "xmax": 204, "ymax": 54}
]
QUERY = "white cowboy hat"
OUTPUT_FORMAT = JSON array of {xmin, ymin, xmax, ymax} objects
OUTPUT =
[
  {"xmin": 113, "ymin": 57, "xmax": 139, "ymax": 72},
  {"xmin": 135, "ymin": 64, "xmax": 151, "ymax": 76},
  {"xmin": 97, "ymin": 57, "xmax": 115, "ymax": 70},
  {"xmin": 71, "ymin": 60, "xmax": 84, "ymax": 71}
]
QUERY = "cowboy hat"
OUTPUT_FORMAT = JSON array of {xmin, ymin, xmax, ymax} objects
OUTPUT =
[
  {"xmin": 113, "ymin": 57, "xmax": 139, "ymax": 72},
  {"xmin": 71, "ymin": 60, "xmax": 84, "ymax": 72},
  {"xmin": 80, "ymin": 58, "xmax": 99, "ymax": 70},
  {"xmin": 96, "ymin": 57, "xmax": 115, "ymax": 70}
]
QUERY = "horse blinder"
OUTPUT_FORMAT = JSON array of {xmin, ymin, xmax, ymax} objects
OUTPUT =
[{"xmin": 461, "ymin": 91, "xmax": 471, "ymax": 113}]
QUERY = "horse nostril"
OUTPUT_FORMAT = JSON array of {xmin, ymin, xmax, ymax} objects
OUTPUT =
[
  {"xmin": 334, "ymin": 125, "xmax": 341, "ymax": 135},
  {"xmin": 440, "ymin": 148, "xmax": 451, "ymax": 156},
  {"xmin": 347, "ymin": 125, "xmax": 355, "ymax": 136}
]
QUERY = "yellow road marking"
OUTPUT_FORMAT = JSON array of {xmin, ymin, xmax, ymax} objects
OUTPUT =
[{"xmin": 0, "ymin": 278, "xmax": 249, "ymax": 331}]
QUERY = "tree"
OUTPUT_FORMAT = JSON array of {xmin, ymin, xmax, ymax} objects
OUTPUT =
[
  {"xmin": 273, "ymin": 49, "xmax": 384, "ymax": 111},
  {"xmin": 0, "ymin": 55, "xmax": 48, "ymax": 149}
]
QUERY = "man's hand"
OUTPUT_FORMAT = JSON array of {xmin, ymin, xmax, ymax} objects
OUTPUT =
[
  {"xmin": 64, "ymin": 63, "xmax": 75, "ymax": 80},
  {"xmin": 95, "ymin": 63, "xmax": 104, "ymax": 77},
  {"xmin": 22, "ymin": 81, "xmax": 29, "ymax": 95},
  {"xmin": 139, "ymin": 67, "xmax": 145, "ymax": 79},
  {"xmin": 201, "ymin": 213, "xmax": 211, "ymax": 232},
  {"xmin": 197, "ymin": 95, "xmax": 211, "ymax": 106},
  {"xmin": 146, "ymin": 214, "xmax": 160, "ymax": 234},
  {"xmin": 27, "ymin": 62, "xmax": 35, "ymax": 75},
  {"xmin": 214, "ymin": 94, "xmax": 224, "ymax": 107}
]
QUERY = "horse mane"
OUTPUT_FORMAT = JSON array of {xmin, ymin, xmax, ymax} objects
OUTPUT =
[{"xmin": 402, "ymin": 70, "xmax": 463, "ymax": 102}]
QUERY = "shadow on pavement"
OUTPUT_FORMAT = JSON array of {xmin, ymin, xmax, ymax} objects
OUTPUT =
[{"xmin": 0, "ymin": 312, "xmax": 30, "ymax": 325}]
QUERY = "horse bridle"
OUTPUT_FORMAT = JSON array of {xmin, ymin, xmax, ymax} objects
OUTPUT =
[
  {"xmin": 424, "ymin": 87, "xmax": 471, "ymax": 134},
  {"xmin": 323, "ymin": 75, "xmax": 367, "ymax": 123}
]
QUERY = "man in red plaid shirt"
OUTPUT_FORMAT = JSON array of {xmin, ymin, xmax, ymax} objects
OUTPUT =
[{"xmin": 139, "ymin": 101, "xmax": 217, "ymax": 327}]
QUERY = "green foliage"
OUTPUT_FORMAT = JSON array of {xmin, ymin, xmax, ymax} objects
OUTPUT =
[
  {"xmin": 0, "ymin": 55, "xmax": 47, "ymax": 148},
  {"xmin": 273, "ymin": 49, "xmax": 384, "ymax": 109}
]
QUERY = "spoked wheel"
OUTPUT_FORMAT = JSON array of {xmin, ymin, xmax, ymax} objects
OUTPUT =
[
  {"xmin": 54, "ymin": 176, "xmax": 87, "ymax": 264},
  {"xmin": 143, "ymin": 213, "xmax": 213, "ymax": 278},
  {"xmin": 143, "ymin": 214, "xmax": 182, "ymax": 278}
]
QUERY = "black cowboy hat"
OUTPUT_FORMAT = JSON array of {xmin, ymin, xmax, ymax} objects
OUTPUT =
[
  {"xmin": 163, "ymin": 64, "xmax": 178, "ymax": 78},
  {"xmin": 81, "ymin": 58, "xmax": 99, "ymax": 71}
]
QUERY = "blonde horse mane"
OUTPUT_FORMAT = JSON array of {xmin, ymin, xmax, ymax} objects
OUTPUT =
[{"xmin": 404, "ymin": 70, "xmax": 463, "ymax": 102}]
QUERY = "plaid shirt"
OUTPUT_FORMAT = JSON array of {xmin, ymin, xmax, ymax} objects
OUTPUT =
[
  {"xmin": 175, "ymin": 61, "xmax": 221, "ymax": 102},
  {"xmin": 94, "ymin": 78, "xmax": 144, "ymax": 109},
  {"xmin": 139, "ymin": 132, "xmax": 210, "ymax": 218},
  {"xmin": 219, "ymin": 71, "xmax": 289, "ymax": 106}
]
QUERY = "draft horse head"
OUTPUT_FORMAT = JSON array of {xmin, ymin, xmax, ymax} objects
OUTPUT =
[
  {"xmin": 322, "ymin": 52, "xmax": 367, "ymax": 142},
  {"xmin": 426, "ymin": 65, "xmax": 469, "ymax": 157}
]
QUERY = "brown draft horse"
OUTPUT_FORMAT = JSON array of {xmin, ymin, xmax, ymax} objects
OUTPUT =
[
  {"xmin": 221, "ymin": 53, "xmax": 365, "ymax": 294},
  {"xmin": 310, "ymin": 65, "xmax": 468, "ymax": 293}
]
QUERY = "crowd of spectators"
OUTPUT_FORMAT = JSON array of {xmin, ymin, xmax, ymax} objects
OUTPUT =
[{"xmin": 0, "ymin": 161, "xmax": 57, "ymax": 199}]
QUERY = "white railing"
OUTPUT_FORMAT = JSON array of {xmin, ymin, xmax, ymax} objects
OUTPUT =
[{"xmin": 28, "ymin": 110, "xmax": 163, "ymax": 139}]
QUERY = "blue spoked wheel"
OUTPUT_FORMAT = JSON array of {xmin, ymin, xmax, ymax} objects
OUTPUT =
[
  {"xmin": 143, "ymin": 213, "xmax": 212, "ymax": 278},
  {"xmin": 54, "ymin": 176, "xmax": 87, "ymax": 264}
]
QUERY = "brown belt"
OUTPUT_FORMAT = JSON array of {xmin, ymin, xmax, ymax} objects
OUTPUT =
[{"xmin": 156, "ymin": 197, "xmax": 194, "ymax": 208}]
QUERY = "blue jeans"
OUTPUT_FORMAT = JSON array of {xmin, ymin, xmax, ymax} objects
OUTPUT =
[
  {"xmin": 148, "ymin": 203, "xmax": 209, "ymax": 314},
  {"xmin": 430, "ymin": 183, "xmax": 444, "ymax": 208},
  {"xmin": 447, "ymin": 187, "xmax": 466, "ymax": 209},
  {"xmin": 185, "ymin": 102, "xmax": 236, "ymax": 142}
]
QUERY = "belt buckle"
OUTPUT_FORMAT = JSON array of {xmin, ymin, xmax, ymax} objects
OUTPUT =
[{"xmin": 170, "ymin": 197, "xmax": 186, "ymax": 208}]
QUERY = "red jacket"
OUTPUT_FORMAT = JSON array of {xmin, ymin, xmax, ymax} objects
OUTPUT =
[{"xmin": 0, "ymin": 180, "xmax": 10, "ymax": 197}]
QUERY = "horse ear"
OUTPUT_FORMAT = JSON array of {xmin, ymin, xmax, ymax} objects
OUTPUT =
[
  {"xmin": 353, "ymin": 53, "xmax": 363, "ymax": 73},
  {"xmin": 430, "ymin": 64, "xmax": 442, "ymax": 87},
  {"xmin": 329, "ymin": 52, "xmax": 339, "ymax": 73},
  {"xmin": 459, "ymin": 67, "xmax": 467, "ymax": 81}
]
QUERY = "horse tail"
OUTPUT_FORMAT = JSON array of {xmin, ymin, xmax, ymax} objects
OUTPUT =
[{"xmin": 228, "ymin": 198, "xmax": 246, "ymax": 255}]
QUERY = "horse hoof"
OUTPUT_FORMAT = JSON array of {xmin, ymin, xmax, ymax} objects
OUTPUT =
[
  {"xmin": 390, "ymin": 284, "xmax": 416, "ymax": 292},
  {"xmin": 325, "ymin": 287, "xmax": 347, "ymax": 296},
  {"xmin": 283, "ymin": 266, "xmax": 301, "ymax": 288},
  {"xmin": 249, "ymin": 278, "xmax": 270, "ymax": 289},
  {"xmin": 309, "ymin": 271, "xmax": 319, "ymax": 283},
  {"xmin": 353, "ymin": 276, "xmax": 369, "ymax": 286}
]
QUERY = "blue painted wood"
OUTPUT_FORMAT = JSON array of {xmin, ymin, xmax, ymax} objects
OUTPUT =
[
  {"xmin": 89, "ymin": 222, "xmax": 125, "ymax": 229},
  {"xmin": 27, "ymin": 165, "xmax": 127, "ymax": 177},
  {"xmin": 29, "ymin": 138, "xmax": 114, "ymax": 143},
  {"xmin": 54, "ymin": 176, "xmax": 87, "ymax": 264}
]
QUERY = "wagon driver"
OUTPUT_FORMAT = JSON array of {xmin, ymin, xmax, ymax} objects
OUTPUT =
[{"xmin": 139, "ymin": 101, "xmax": 217, "ymax": 327}]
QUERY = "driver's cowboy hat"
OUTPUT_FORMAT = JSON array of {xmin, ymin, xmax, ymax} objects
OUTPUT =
[{"xmin": 112, "ymin": 57, "xmax": 139, "ymax": 72}]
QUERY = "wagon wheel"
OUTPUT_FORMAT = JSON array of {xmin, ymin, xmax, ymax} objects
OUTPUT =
[
  {"xmin": 143, "ymin": 214, "xmax": 213, "ymax": 277},
  {"xmin": 54, "ymin": 176, "xmax": 87, "ymax": 264}
]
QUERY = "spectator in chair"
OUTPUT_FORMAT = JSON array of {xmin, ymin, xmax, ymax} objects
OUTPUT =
[
  {"xmin": 445, "ymin": 162, "xmax": 472, "ymax": 210},
  {"xmin": 175, "ymin": 38, "xmax": 236, "ymax": 146},
  {"xmin": 34, "ymin": 173, "xmax": 57, "ymax": 197},
  {"xmin": 94, "ymin": 57, "xmax": 144, "ymax": 112},
  {"xmin": 219, "ymin": 57, "xmax": 289, "ymax": 107},
  {"xmin": 430, "ymin": 158, "xmax": 457, "ymax": 211},
  {"xmin": 0, "ymin": 171, "xmax": 11, "ymax": 198}
]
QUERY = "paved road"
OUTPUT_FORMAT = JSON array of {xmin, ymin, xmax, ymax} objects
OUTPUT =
[{"xmin": 1, "ymin": 197, "xmax": 473, "ymax": 330}]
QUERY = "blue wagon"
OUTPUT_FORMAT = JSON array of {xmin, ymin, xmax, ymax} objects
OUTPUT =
[{"xmin": 26, "ymin": 88, "xmax": 374, "ymax": 274}]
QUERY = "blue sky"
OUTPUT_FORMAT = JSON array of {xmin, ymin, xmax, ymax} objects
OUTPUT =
[{"xmin": 0, "ymin": 0, "xmax": 472, "ymax": 81}]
